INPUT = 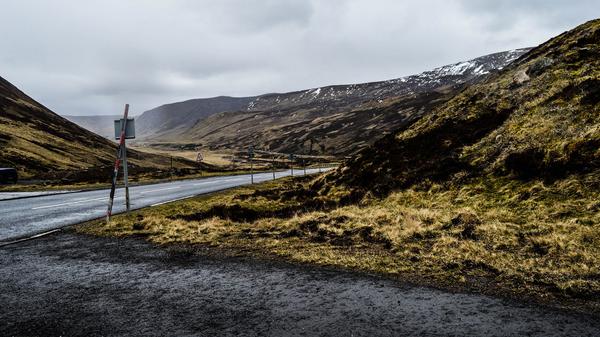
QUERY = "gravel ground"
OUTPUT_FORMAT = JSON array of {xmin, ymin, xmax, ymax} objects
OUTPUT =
[{"xmin": 1, "ymin": 232, "xmax": 599, "ymax": 337}]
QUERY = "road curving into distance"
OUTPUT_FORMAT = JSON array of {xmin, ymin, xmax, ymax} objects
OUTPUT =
[{"xmin": 0, "ymin": 168, "xmax": 328, "ymax": 242}]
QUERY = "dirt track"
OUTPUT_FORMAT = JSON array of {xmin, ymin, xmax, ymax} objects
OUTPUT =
[{"xmin": 1, "ymin": 232, "xmax": 599, "ymax": 337}]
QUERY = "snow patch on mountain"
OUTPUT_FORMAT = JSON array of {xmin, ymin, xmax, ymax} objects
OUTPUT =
[{"xmin": 244, "ymin": 48, "xmax": 530, "ymax": 113}]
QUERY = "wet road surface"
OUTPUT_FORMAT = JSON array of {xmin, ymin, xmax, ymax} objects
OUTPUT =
[
  {"xmin": 0, "ymin": 168, "xmax": 326, "ymax": 242},
  {"xmin": 1, "ymin": 232, "xmax": 598, "ymax": 337}
]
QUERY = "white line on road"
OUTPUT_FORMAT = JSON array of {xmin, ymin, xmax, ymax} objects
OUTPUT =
[
  {"xmin": 193, "ymin": 177, "xmax": 244, "ymax": 186},
  {"xmin": 193, "ymin": 181, "xmax": 216, "ymax": 186},
  {"xmin": 139, "ymin": 186, "xmax": 181, "ymax": 194},
  {"xmin": 31, "ymin": 197, "xmax": 108, "ymax": 210}
]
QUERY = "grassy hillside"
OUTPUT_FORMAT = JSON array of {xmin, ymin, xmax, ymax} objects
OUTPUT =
[
  {"xmin": 135, "ymin": 96, "xmax": 256, "ymax": 140},
  {"xmin": 184, "ymin": 89, "xmax": 456, "ymax": 155},
  {"xmin": 0, "ymin": 76, "xmax": 199, "ymax": 181},
  {"xmin": 331, "ymin": 19, "xmax": 599, "ymax": 195}
]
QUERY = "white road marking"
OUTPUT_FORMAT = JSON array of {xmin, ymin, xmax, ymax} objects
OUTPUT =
[
  {"xmin": 192, "ymin": 177, "xmax": 244, "ymax": 186},
  {"xmin": 218, "ymin": 177, "xmax": 245, "ymax": 182},
  {"xmin": 32, "ymin": 197, "xmax": 108, "ymax": 210},
  {"xmin": 193, "ymin": 181, "xmax": 215, "ymax": 186},
  {"xmin": 139, "ymin": 186, "xmax": 181, "ymax": 194}
]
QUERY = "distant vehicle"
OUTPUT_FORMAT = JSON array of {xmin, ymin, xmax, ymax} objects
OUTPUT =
[{"xmin": 0, "ymin": 168, "xmax": 18, "ymax": 184}]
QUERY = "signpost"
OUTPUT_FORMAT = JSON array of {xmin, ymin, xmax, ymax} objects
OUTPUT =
[
  {"xmin": 303, "ymin": 159, "xmax": 306, "ymax": 176},
  {"xmin": 196, "ymin": 147, "xmax": 204, "ymax": 163},
  {"xmin": 289, "ymin": 153, "xmax": 295, "ymax": 176},
  {"xmin": 248, "ymin": 146, "xmax": 255, "ymax": 184},
  {"xmin": 107, "ymin": 104, "xmax": 135, "ymax": 223},
  {"xmin": 272, "ymin": 154, "xmax": 276, "ymax": 180}
]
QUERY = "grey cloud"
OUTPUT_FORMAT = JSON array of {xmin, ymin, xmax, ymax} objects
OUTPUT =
[
  {"xmin": 0, "ymin": 0, "xmax": 596, "ymax": 116},
  {"xmin": 178, "ymin": 0, "xmax": 314, "ymax": 33},
  {"xmin": 458, "ymin": 0, "xmax": 598, "ymax": 30}
]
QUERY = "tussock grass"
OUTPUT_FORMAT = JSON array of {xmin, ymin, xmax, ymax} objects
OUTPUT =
[{"xmin": 77, "ymin": 172, "xmax": 600, "ymax": 312}]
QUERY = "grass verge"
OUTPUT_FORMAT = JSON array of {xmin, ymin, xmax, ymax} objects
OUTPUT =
[{"xmin": 76, "ymin": 173, "xmax": 600, "ymax": 314}]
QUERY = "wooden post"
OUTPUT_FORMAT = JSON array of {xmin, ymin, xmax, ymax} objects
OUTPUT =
[
  {"xmin": 107, "ymin": 104, "xmax": 129, "ymax": 223},
  {"xmin": 272, "ymin": 154, "xmax": 276, "ymax": 180},
  {"xmin": 303, "ymin": 159, "xmax": 306, "ymax": 176}
]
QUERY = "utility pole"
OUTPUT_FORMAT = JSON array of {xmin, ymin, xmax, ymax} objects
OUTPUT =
[
  {"xmin": 170, "ymin": 156, "xmax": 173, "ymax": 181},
  {"xmin": 249, "ymin": 146, "xmax": 254, "ymax": 184},
  {"xmin": 272, "ymin": 154, "xmax": 276, "ymax": 180},
  {"xmin": 303, "ymin": 159, "xmax": 306, "ymax": 176},
  {"xmin": 196, "ymin": 147, "xmax": 203, "ymax": 176},
  {"xmin": 289, "ymin": 153, "xmax": 294, "ymax": 177}
]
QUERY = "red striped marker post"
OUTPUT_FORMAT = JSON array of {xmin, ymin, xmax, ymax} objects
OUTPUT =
[{"xmin": 106, "ymin": 104, "xmax": 129, "ymax": 223}]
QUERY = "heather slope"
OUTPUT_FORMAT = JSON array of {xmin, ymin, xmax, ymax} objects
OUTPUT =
[{"xmin": 332, "ymin": 19, "xmax": 600, "ymax": 194}]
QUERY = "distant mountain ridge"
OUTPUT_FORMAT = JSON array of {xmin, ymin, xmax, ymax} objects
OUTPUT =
[
  {"xmin": 136, "ymin": 96, "xmax": 255, "ymax": 140},
  {"xmin": 66, "ymin": 48, "xmax": 530, "ymax": 154},
  {"xmin": 145, "ymin": 48, "xmax": 529, "ymax": 154},
  {"xmin": 244, "ymin": 48, "xmax": 529, "ymax": 113}
]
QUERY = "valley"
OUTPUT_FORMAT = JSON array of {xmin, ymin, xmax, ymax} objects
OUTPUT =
[{"xmin": 1, "ymin": 4, "xmax": 598, "ymax": 335}]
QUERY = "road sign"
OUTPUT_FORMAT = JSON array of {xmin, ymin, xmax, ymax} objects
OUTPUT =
[
  {"xmin": 114, "ymin": 118, "xmax": 136, "ymax": 139},
  {"xmin": 248, "ymin": 146, "xmax": 255, "ymax": 158}
]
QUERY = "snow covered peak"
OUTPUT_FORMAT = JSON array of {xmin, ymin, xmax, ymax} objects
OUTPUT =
[{"xmin": 246, "ymin": 48, "xmax": 531, "ymax": 112}]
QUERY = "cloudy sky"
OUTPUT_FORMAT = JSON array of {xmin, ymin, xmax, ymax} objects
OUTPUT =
[{"xmin": 0, "ymin": 0, "xmax": 596, "ymax": 116}]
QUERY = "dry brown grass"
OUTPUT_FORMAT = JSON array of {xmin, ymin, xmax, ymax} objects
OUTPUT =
[{"xmin": 77, "ymin": 172, "xmax": 600, "ymax": 312}]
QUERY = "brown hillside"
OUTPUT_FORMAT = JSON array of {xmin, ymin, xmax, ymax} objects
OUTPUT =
[{"xmin": 331, "ymin": 19, "xmax": 600, "ymax": 195}]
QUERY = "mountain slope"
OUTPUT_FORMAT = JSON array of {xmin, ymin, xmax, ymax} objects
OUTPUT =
[
  {"xmin": 0, "ymin": 76, "xmax": 195, "ymax": 180},
  {"xmin": 330, "ymin": 19, "xmax": 600, "ymax": 195},
  {"xmin": 136, "ymin": 96, "xmax": 256, "ymax": 140},
  {"xmin": 140, "ymin": 49, "xmax": 529, "ymax": 155},
  {"xmin": 300, "ymin": 19, "xmax": 600, "ymax": 304}
]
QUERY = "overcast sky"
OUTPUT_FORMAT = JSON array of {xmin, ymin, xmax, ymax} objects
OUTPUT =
[{"xmin": 0, "ymin": 0, "xmax": 596, "ymax": 116}]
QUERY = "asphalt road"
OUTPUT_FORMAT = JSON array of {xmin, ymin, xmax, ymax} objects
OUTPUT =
[
  {"xmin": 1, "ymin": 233, "xmax": 599, "ymax": 337},
  {"xmin": 0, "ymin": 169, "xmax": 325, "ymax": 242}
]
